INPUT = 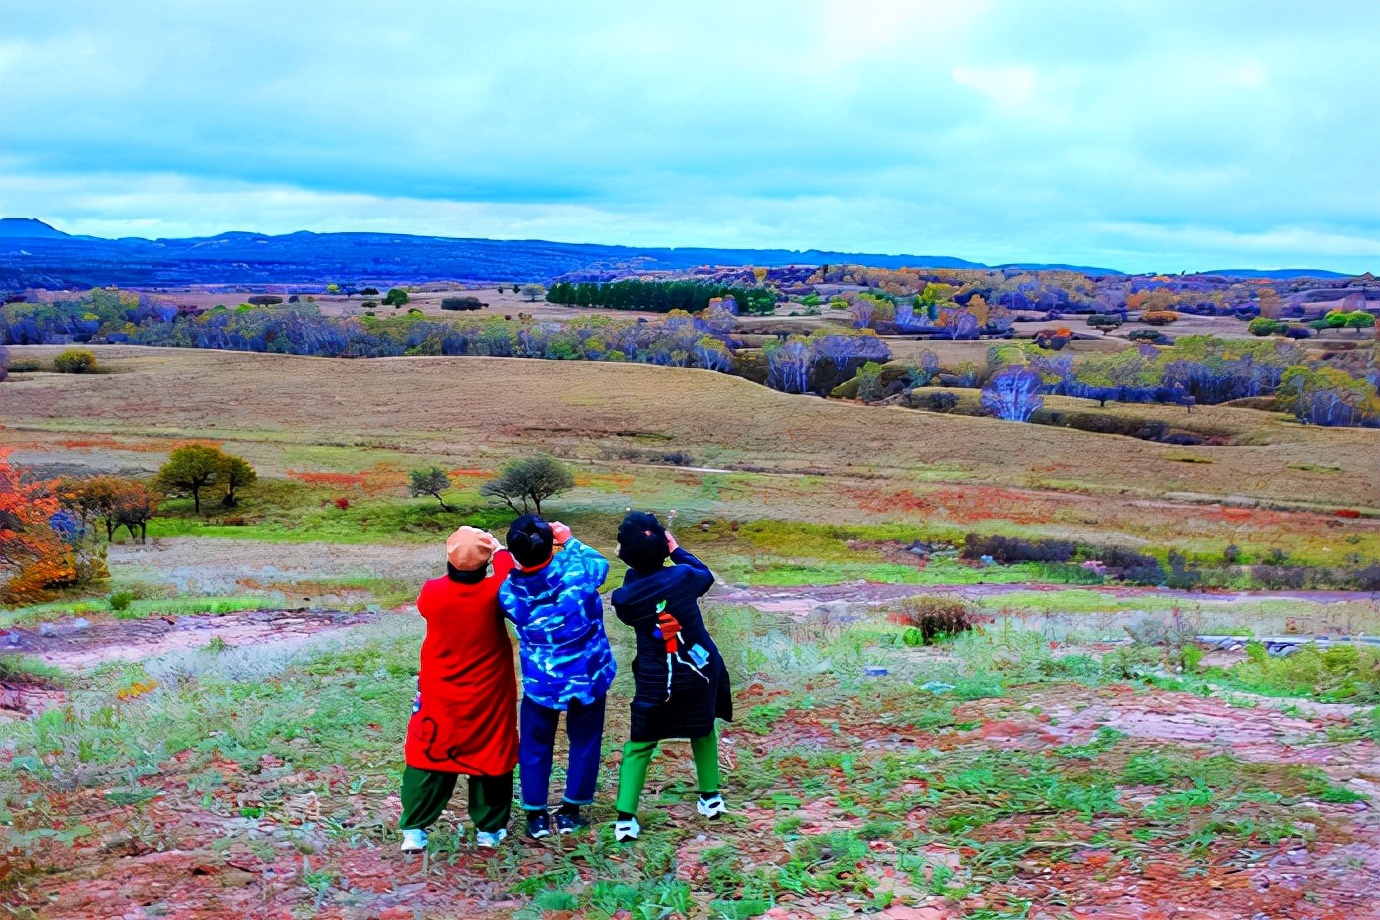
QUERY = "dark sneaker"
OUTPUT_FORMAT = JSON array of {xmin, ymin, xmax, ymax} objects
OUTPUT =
[
  {"xmin": 526, "ymin": 810, "xmax": 553, "ymax": 840},
  {"xmin": 555, "ymin": 810, "xmax": 589, "ymax": 835}
]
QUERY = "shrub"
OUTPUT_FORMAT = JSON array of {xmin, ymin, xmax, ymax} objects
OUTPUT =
[
  {"xmin": 1033, "ymin": 327, "xmax": 1073, "ymax": 350},
  {"xmin": 53, "ymin": 348, "xmax": 97, "ymax": 373},
  {"xmin": 1222, "ymin": 543, "xmax": 1240, "ymax": 565},
  {"xmin": 888, "ymin": 595, "xmax": 972, "ymax": 644},
  {"xmin": 383, "ymin": 288, "xmax": 409, "ymax": 306},
  {"xmin": 855, "ymin": 361, "xmax": 885, "ymax": 402},
  {"xmin": 963, "ymin": 533, "xmax": 1076, "ymax": 564},
  {"xmin": 1141, "ymin": 310, "xmax": 1180, "ymax": 326},
  {"xmin": 109, "ymin": 590, "xmax": 134, "ymax": 611},
  {"xmin": 924, "ymin": 391, "xmax": 958, "ymax": 411},
  {"xmin": 441, "ymin": 296, "xmax": 487, "ymax": 311},
  {"xmin": 1284, "ymin": 326, "xmax": 1312, "ymax": 339},
  {"xmin": 333, "ymin": 496, "xmax": 351, "ymax": 510},
  {"xmin": 246, "ymin": 295, "xmax": 283, "ymax": 307},
  {"xmin": 0, "ymin": 343, "xmax": 7, "ymax": 382},
  {"xmin": 1248, "ymin": 317, "xmax": 1287, "ymax": 336},
  {"xmin": 1087, "ymin": 313, "xmax": 1123, "ymax": 331}
]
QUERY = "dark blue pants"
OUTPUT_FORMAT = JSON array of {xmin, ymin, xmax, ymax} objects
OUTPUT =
[{"xmin": 518, "ymin": 694, "xmax": 606, "ymax": 811}]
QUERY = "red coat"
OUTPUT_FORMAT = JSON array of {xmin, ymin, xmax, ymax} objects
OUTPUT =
[{"xmin": 404, "ymin": 551, "xmax": 518, "ymax": 775}]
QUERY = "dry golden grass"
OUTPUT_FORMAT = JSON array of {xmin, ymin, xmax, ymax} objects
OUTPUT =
[{"xmin": 3, "ymin": 345, "xmax": 1377, "ymax": 509}]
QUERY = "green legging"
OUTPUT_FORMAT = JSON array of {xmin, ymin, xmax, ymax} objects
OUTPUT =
[
  {"xmin": 399, "ymin": 766, "xmax": 512, "ymax": 833},
  {"xmin": 616, "ymin": 730, "xmax": 719, "ymax": 816}
]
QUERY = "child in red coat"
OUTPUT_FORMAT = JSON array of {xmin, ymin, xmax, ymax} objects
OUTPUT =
[{"xmin": 400, "ymin": 526, "xmax": 518, "ymax": 852}]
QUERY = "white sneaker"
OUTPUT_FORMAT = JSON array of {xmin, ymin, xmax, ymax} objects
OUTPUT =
[
  {"xmin": 697, "ymin": 794, "xmax": 727, "ymax": 819},
  {"xmin": 475, "ymin": 827, "xmax": 507, "ymax": 849},
  {"xmin": 400, "ymin": 828, "xmax": 428, "ymax": 853},
  {"xmin": 614, "ymin": 817, "xmax": 641, "ymax": 842}
]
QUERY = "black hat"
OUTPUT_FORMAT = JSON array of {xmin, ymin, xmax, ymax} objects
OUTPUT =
[
  {"xmin": 507, "ymin": 515, "xmax": 554, "ymax": 568},
  {"xmin": 618, "ymin": 510, "xmax": 669, "ymax": 572}
]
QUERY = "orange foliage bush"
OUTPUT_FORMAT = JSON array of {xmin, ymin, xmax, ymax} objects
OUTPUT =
[{"xmin": 0, "ymin": 448, "xmax": 76, "ymax": 604}]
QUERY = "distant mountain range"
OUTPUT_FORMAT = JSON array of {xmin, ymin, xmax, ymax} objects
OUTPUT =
[{"xmin": 0, "ymin": 218, "xmax": 1357, "ymax": 288}]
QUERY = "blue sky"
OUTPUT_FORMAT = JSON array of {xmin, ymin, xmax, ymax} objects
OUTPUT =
[{"xmin": 1, "ymin": 0, "xmax": 1376, "ymax": 272}]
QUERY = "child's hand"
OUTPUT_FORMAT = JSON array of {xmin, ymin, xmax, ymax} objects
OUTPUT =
[
  {"xmin": 550, "ymin": 521, "xmax": 572, "ymax": 545},
  {"xmin": 666, "ymin": 531, "xmax": 679, "ymax": 554}
]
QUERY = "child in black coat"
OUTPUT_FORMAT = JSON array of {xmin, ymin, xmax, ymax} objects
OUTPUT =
[{"xmin": 609, "ymin": 511, "xmax": 732, "ymax": 842}]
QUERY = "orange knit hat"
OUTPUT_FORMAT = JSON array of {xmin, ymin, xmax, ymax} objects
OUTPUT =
[{"xmin": 445, "ymin": 526, "xmax": 500, "ymax": 571}]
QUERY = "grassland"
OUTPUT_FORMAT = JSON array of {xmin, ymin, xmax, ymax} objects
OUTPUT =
[
  {"xmin": 5, "ymin": 346, "xmax": 1378, "ymax": 508},
  {"xmin": 2, "ymin": 345, "xmax": 1379, "ymax": 918}
]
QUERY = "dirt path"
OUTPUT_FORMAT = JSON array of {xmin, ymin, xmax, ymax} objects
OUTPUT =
[
  {"xmin": 110, "ymin": 537, "xmax": 438, "ymax": 594},
  {"xmin": 3, "ymin": 607, "xmax": 376, "ymax": 671}
]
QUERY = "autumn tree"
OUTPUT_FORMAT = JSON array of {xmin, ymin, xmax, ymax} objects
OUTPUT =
[
  {"xmin": 1257, "ymin": 287, "xmax": 1283, "ymax": 320},
  {"xmin": 155, "ymin": 444, "xmax": 223, "ymax": 513},
  {"xmin": 409, "ymin": 467, "xmax": 455, "ymax": 511},
  {"xmin": 480, "ymin": 455, "xmax": 573, "ymax": 516},
  {"xmin": 112, "ymin": 482, "xmax": 160, "ymax": 543},
  {"xmin": 58, "ymin": 475, "xmax": 162, "ymax": 542},
  {"xmin": 520, "ymin": 283, "xmax": 547, "ymax": 302}
]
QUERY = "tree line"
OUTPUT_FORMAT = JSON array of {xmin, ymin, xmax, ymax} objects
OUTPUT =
[{"xmin": 545, "ymin": 279, "xmax": 777, "ymax": 315}]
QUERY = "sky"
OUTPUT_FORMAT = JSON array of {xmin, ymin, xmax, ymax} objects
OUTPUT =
[{"xmin": 1, "ymin": 0, "xmax": 1377, "ymax": 273}]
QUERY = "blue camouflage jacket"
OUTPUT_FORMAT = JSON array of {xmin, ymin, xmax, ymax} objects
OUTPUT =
[{"xmin": 498, "ymin": 538, "xmax": 616, "ymax": 710}]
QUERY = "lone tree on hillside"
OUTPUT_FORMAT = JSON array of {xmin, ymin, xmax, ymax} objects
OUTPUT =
[
  {"xmin": 409, "ymin": 467, "xmax": 455, "ymax": 512},
  {"xmin": 480, "ymin": 455, "xmax": 573, "ymax": 516},
  {"xmin": 155, "ymin": 444, "xmax": 223, "ymax": 513},
  {"xmin": 219, "ymin": 454, "xmax": 257, "ymax": 507},
  {"xmin": 520, "ymin": 283, "xmax": 547, "ymax": 303},
  {"xmin": 383, "ymin": 288, "xmax": 409, "ymax": 306}
]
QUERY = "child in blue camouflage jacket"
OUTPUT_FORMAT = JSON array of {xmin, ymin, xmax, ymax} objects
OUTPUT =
[{"xmin": 499, "ymin": 515, "xmax": 616, "ymax": 839}]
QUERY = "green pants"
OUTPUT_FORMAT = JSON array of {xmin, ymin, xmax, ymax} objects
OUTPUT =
[
  {"xmin": 399, "ymin": 766, "xmax": 513, "ymax": 834},
  {"xmin": 615, "ymin": 730, "xmax": 719, "ymax": 816}
]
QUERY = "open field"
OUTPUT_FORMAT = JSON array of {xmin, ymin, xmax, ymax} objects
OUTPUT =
[
  {"xmin": 2, "ymin": 345, "xmax": 1379, "ymax": 918},
  {"xmin": 6, "ymin": 346, "xmax": 1378, "ymax": 508}
]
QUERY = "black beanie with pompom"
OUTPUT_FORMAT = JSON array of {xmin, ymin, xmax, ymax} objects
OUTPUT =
[{"xmin": 507, "ymin": 515, "xmax": 554, "ymax": 568}]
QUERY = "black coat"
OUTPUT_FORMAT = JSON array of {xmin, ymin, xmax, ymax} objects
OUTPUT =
[{"xmin": 610, "ymin": 548, "xmax": 732, "ymax": 742}]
